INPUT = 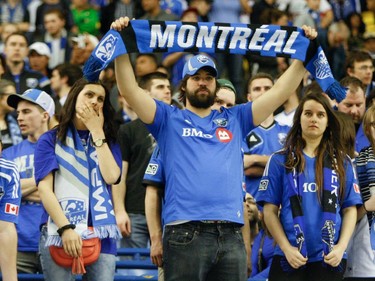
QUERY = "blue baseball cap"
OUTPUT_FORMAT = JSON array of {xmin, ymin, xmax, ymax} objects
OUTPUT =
[
  {"xmin": 7, "ymin": 89, "xmax": 55, "ymax": 118},
  {"xmin": 182, "ymin": 54, "xmax": 218, "ymax": 78}
]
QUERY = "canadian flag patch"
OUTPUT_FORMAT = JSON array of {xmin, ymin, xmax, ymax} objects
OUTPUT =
[{"xmin": 5, "ymin": 203, "xmax": 19, "ymax": 215}]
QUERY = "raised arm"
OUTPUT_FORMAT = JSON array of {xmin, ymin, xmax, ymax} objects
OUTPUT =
[
  {"xmin": 112, "ymin": 18, "xmax": 157, "ymax": 124},
  {"xmin": 252, "ymin": 26, "xmax": 317, "ymax": 126}
]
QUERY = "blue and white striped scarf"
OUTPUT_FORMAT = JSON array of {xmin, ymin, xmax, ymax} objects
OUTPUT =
[
  {"xmin": 84, "ymin": 20, "xmax": 347, "ymax": 102},
  {"xmin": 46, "ymin": 126, "xmax": 120, "ymax": 246}
]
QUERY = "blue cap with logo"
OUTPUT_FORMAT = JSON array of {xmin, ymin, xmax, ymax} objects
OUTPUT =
[
  {"xmin": 182, "ymin": 54, "xmax": 218, "ymax": 78},
  {"xmin": 7, "ymin": 89, "xmax": 55, "ymax": 118}
]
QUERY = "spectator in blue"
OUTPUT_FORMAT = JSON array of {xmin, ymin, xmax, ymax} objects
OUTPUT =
[
  {"xmin": 345, "ymin": 104, "xmax": 375, "ymax": 280},
  {"xmin": 337, "ymin": 76, "xmax": 369, "ymax": 154},
  {"xmin": 34, "ymin": 78, "xmax": 122, "ymax": 281},
  {"xmin": 0, "ymin": 133, "xmax": 21, "ymax": 281},
  {"xmin": 112, "ymin": 16, "xmax": 317, "ymax": 281},
  {"xmin": 3, "ymin": 88, "xmax": 55, "ymax": 274},
  {"xmin": 243, "ymin": 73, "xmax": 290, "ymax": 199},
  {"xmin": 258, "ymin": 92, "xmax": 362, "ymax": 281},
  {"xmin": 2, "ymin": 32, "xmax": 53, "ymax": 96}
]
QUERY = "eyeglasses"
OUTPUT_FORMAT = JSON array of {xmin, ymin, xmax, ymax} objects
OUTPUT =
[{"xmin": 356, "ymin": 65, "xmax": 375, "ymax": 71}]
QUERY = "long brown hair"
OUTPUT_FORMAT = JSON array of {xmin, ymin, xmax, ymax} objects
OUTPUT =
[
  {"xmin": 57, "ymin": 78, "xmax": 117, "ymax": 144},
  {"xmin": 283, "ymin": 92, "xmax": 347, "ymax": 202}
]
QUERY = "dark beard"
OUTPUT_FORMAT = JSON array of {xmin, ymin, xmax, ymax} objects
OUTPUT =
[{"xmin": 186, "ymin": 88, "xmax": 216, "ymax": 109}]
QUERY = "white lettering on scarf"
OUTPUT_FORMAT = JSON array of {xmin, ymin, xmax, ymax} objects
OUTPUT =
[
  {"xmin": 331, "ymin": 170, "xmax": 338, "ymax": 197},
  {"xmin": 150, "ymin": 24, "xmax": 298, "ymax": 54}
]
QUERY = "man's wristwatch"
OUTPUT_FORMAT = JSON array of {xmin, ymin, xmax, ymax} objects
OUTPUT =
[{"xmin": 93, "ymin": 138, "xmax": 107, "ymax": 147}]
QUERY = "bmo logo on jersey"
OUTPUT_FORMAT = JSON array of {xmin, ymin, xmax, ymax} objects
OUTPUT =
[
  {"xmin": 216, "ymin": 128, "xmax": 233, "ymax": 143},
  {"xmin": 182, "ymin": 128, "xmax": 213, "ymax": 138}
]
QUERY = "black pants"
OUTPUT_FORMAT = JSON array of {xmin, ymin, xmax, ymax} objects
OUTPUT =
[{"xmin": 269, "ymin": 255, "xmax": 346, "ymax": 281}]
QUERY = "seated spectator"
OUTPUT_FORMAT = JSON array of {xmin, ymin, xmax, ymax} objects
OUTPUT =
[
  {"xmin": 71, "ymin": 0, "xmax": 100, "ymax": 37},
  {"xmin": 2, "ymin": 32, "xmax": 53, "ymax": 95},
  {"xmin": 0, "ymin": 22, "xmax": 18, "ymax": 53},
  {"xmin": 70, "ymin": 33, "xmax": 99, "ymax": 67},
  {"xmin": 344, "ymin": 12, "xmax": 366, "ymax": 51},
  {"xmin": 33, "ymin": 8, "xmax": 73, "ymax": 69},
  {"xmin": 28, "ymin": 42, "xmax": 52, "ymax": 78},
  {"xmin": 34, "ymin": 0, "xmax": 73, "ymax": 37},
  {"xmin": 135, "ymin": 54, "xmax": 158, "ymax": 79},
  {"xmin": 0, "ymin": 0, "xmax": 30, "ymax": 33},
  {"xmin": 0, "ymin": 80, "xmax": 23, "ymax": 149}
]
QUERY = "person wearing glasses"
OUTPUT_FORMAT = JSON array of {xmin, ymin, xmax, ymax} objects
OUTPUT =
[
  {"xmin": 346, "ymin": 50, "xmax": 375, "ymax": 97},
  {"xmin": 337, "ymin": 77, "xmax": 369, "ymax": 154}
]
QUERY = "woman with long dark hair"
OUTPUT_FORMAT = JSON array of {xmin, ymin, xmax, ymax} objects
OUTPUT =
[
  {"xmin": 258, "ymin": 92, "xmax": 362, "ymax": 281},
  {"xmin": 34, "ymin": 78, "xmax": 122, "ymax": 280}
]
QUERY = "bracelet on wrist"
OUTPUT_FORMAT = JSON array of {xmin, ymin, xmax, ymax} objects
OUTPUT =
[{"xmin": 57, "ymin": 224, "xmax": 76, "ymax": 237}]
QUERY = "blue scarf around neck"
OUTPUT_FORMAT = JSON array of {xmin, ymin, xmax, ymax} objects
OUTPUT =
[
  {"xmin": 83, "ymin": 20, "xmax": 347, "ymax": 102},
  {"xmin": 46, "ymin": 125, "xmax": 121, "ymax": 246},
  {"xmin": 285, "ymin": 153, "xmax": 339, "ymax": 271}
]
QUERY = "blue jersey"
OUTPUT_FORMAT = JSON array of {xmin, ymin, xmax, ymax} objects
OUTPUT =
[
  {"xmin": 2, "ymin": 140, "xmax": 44, "ymax": 252},
  {"xmin": 258, "ymin": 152, "xmax": 362, "ymax": 262},
  {"xmin": 146, "ymin": 100, "xmax": 254, "ymax": 225},
  {"xmin": 0, "ymin": 157, "xmax": 21, "ymax": 224},
  {"xmin": 244, "ymin": 121, "xmax": 290, "ymax": 198},
  {"xmin": 34, "ymin": 129, "xmax": 122, "ymax": 255}
]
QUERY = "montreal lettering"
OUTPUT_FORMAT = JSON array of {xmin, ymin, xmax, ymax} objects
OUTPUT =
[{"xmin": 150, "ymin": 24, "xmax": 299, "ymax": 54}]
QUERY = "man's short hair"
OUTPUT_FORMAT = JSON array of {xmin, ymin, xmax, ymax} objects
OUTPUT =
[
  {"xmin": 138, "ymin": 71, "xmax": 169, "ymax": 91},
  {"xmin": 247, "ymin": 72, "xmax": 274, "ymax": 89},
  {"xmin": 4, "ymin": 31, "xmax": 28, "ymax": 46},
  {"xmin": 345, "ymin": 50, "xmax": 373, "ymax": 70},
  {"xmin": 54, "ymin": 63, "xmax": 83, "ymax": 87},
  {"xmin": 340, "ymin": 76, "xmax": 366, "ymax": 94}
]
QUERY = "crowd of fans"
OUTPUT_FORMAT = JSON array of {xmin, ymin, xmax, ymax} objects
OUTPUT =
[{"xmin": 0, "ymin": 0, "xmax": 375, "ymax": 281}]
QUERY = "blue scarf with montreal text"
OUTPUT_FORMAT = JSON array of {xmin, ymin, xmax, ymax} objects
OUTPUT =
[
  {"xmin": 83, "ymin": 20, "xmax": 346, "ymax": 102},
  {"xmin": 285, "ymin": 153, "xmax": 339, "ymax": 271}
]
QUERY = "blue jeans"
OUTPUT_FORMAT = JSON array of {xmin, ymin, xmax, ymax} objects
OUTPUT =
[
  {"xmin": 39, "ymin": 225, "xmax": 116, "ymax": 281},
  {"xmin": 163, "ymin": 222, "xmax": 247, "ymax": 281},
  {"xmin": 119, "ymin": 213, "xmax": 150, "ymax": 248}
]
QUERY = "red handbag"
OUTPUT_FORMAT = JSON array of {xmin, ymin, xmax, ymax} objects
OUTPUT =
[{"xmin": 49, "ymin": 232, "xmax": 101, "ymax": 274}]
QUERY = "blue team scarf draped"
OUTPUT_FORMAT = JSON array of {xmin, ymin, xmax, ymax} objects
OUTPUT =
[
  {"xmin": 284, "ymin": 153, "xmax": 338, "ymax": 271},
  {"xmin": 83, "ymin": 20, "xmax": 346, "ymax": 102},
  {"xmin": 355, "ymin": 146, "xmax": 375, "ymax": 250},
  {"xmin": 46, "ymin": 126, "xmax": 121, "ymax": 246}
]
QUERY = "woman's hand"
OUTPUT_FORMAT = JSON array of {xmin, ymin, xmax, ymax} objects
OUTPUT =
[
  {"xmin": 283, "ymin": 245, "xmax": 308, "ymax": 269},
  {"xmin": 76, "ymin": 102, "xmax": 104, "ymax": 134},
  {"xmin": 324, "ymin": 244, "xmax": 345, "ymax": 267},
  {"xmin": 61, "ymin": 228, "xmax": 82, "ymax": 258}
]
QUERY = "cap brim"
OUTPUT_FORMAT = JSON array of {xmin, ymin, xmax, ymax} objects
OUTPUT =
[{"xmin": 7, "ymin": 94, "xmax": 39, "ymax": 109}]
